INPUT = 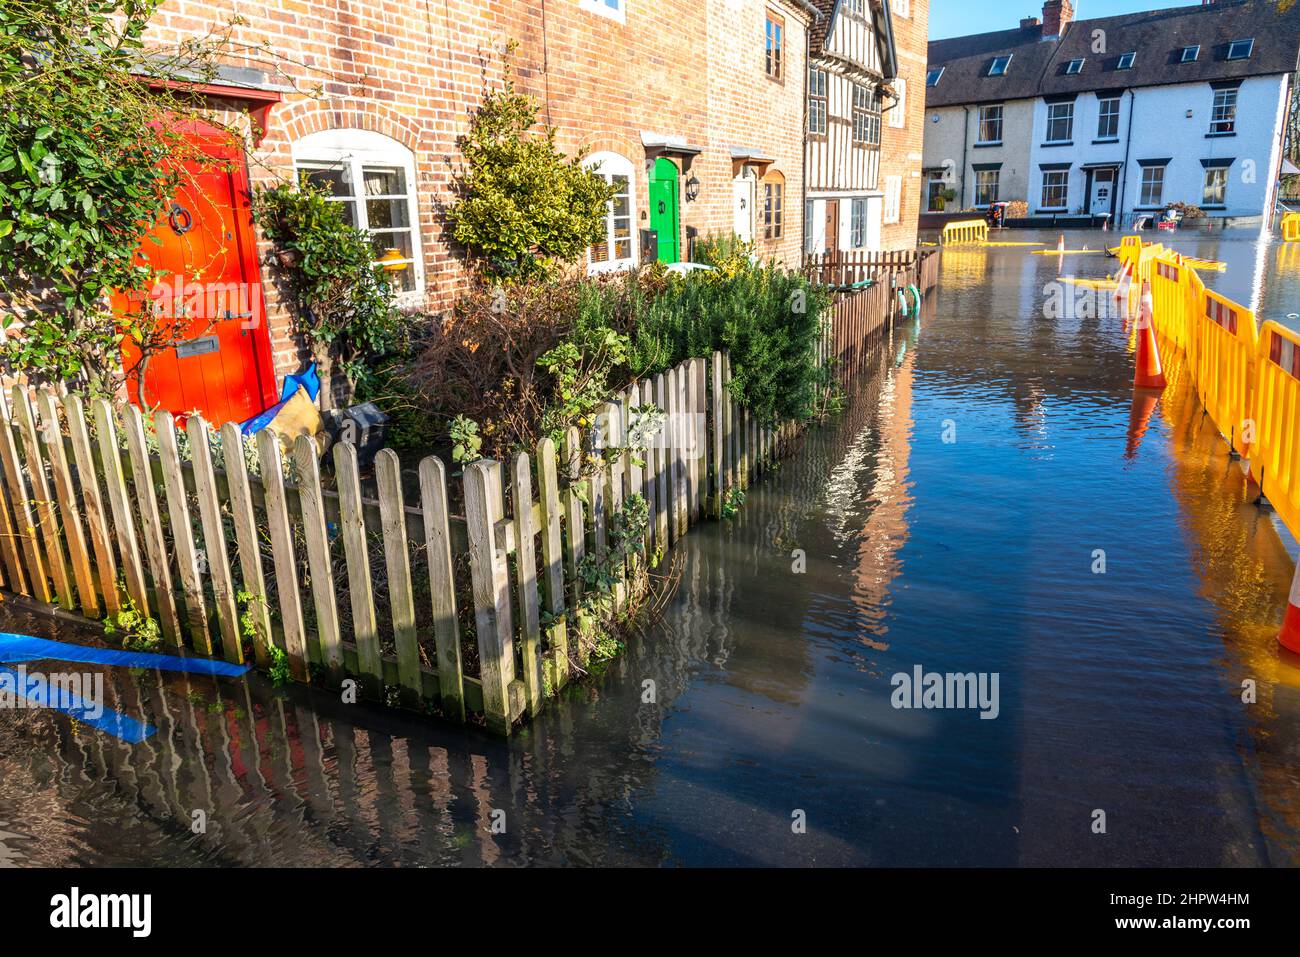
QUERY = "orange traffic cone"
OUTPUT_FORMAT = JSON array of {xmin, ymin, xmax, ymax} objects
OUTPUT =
[
  {"xmin": 1133, "ymin": 280, "xmax": 1167, "ymax": 390},
  {"xmin": 1279, "ymin": 560, "xmax": 1300, "ymax": 653}
]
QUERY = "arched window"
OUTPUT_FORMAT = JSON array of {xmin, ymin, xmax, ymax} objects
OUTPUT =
[
  {"xmin": 583, "ymin": 151, "xmax": 637, "ymax": 273},
  {"xmin": 292, "ymin": 129, "xmax": 424, "ymax": 298},
  {"xmin": 761, "ymin": 169, "xmax": 786, "ymax": 241}
]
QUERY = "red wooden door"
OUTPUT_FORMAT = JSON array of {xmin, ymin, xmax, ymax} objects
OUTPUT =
[
  {"xmin": 824, "ymin": 199, "xmax": 840, "ymax": 259},
  {"xmin": 119, "ymin": 120, "xmax": 276, "ymax": 426}
]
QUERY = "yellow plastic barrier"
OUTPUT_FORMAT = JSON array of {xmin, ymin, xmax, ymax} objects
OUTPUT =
[
  {"xmin": 1130, "ymin": 237, "xmax": 1300, "ymax": 534},
  {"xmin": 941, "ymin": 219, "xmax": 988, "ymax": 245},
  {"xmin": 1150, "ymin": 254, "xmax": 1191, "ymax": 352},
  {"xmin": 1194, "ymin": 286, "xmax": 1257, "ymax": 457},
  {"xmin": 1282, "ymin": 211, "xmax": 1300, "ymax": 243},
  {"xmin": 1251, "ymin": 322, "xmax": 1300, "ymax": 536}
]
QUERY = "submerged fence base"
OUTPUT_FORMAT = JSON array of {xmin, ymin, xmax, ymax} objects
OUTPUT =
[{"xmin": 0, "ymin": 250, "xmax": 938, "ymax": 734}]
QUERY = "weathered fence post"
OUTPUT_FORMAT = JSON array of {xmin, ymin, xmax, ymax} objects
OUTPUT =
[
  {"xmin": 375, "ymin": 448, "xmax": 422, "ymax": 706},
  {"xmin": 121, "ymin": 404, "xmax": 181, "ymax": 642},
  {"xmin": 64, "ymin": 395, "xmax": 114, "ymax": 612},
  {"xmin": 418, "ymin": 454, "xmax": 466, "ymax": 722},
  {"xmin": 93, "ymin": 399, "xmax": 145, "ymax": 614},
  {"xmin": 534, "ymin": 438, "xmax": 569, "ymax": 690},
  {"xmin": 464, "ymin": 458, "xmax": 518, "ymax": 735},
  {"xmin": 256, "ymin": 429, "xmax": 306, "ymax": 678},
  {"xmin": 511, "ymin": 451, "xmax": 545, "ymax": 716},
  {"xmin": 334, "ymin": 440, "xmax": 383, "ymax": 697},
  {"xmin": 36, "ymin": 391, "xmax": 97, "ymax": 617},
  {"xmin": 294, "ymin": 434, "xmax": 343, "ymax": 683},
  {"xmin": 219, "ymin": 423, "xmax": 270, "ymax": 665}
]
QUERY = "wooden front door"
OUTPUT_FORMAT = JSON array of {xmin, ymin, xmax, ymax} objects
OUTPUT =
[
  {"xmin": 648, "ymin": 157, "xmax": 680, "ymax": 264},
  {"xmin": 118, "ymin": 120, "xmax": 277, "ymax": 426},
  {"xmin": 824, "ymin": 199, "xmax": 840, "ymax": 258}
]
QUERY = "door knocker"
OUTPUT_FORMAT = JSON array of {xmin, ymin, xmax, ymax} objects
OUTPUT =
[
  {"xmin": 168, "ymin": 204, "xmax": 193, "ymax": 235},
  {"xmin": 658, "ymin": 201, "xmax": 666, "ymax": 215}
]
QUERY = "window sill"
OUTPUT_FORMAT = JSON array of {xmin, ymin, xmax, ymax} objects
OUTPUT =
[
  {"xmin": 578, "ymin": 0, "xmax": 625, "ymax": 23},
  {"xmin": 1092, "ymin": 138, "xmax": 1120, "ymax": 145},
  {"xmin": 1132, "ymin": 206, "xmax": 1165, "ymax": 212},
  {"xmin": 1200, "ymin": 205, "xmax": 1226, "ymax": 211},
  {"xmin": 1206, "ymin": 131, "xmax": 1236, "ymax": 138},
  {"xmin": 1040, "ymin": 141, "xmax": 1074, "ymax": 148},
  {"xmin": 974, "ymin": 141, "xmax": 1003, "ymax": 148},
  {"xmin": 1035, "ymin": 207, "xmax": 1068, "ymax": 214}
]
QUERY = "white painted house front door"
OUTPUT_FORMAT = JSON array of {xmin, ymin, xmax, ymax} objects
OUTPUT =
[
  {"xmin": 1090, "ymin": 169, "xmax": 1115, "ymax": 216},
  {"xmin": 734, "ymin": 176, "xmax": 755, "ymax": 244}
]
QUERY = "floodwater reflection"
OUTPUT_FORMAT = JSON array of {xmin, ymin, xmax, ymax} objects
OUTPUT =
[{"xmin": 3, "ymin": 231, "xmax": 1300, "ymax": 866}]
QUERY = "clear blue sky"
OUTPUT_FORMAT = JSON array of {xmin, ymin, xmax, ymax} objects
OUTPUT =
[{"xmin": 927, "ymin": 0, "xmax": 1202, "ymax": 40}]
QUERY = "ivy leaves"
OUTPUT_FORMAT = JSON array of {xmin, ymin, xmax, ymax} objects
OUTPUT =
[{"xmin": 252, "ymin": 178, "xmax": 402, "ymax": 397}]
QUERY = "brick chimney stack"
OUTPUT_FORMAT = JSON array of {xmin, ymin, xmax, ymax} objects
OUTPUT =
[
  {"xmin": 1042, "ymin": 0, "xmax": 1074, "ymax": 39},
  {"xmin": 1020, "ymin": 16, "xmax": 1041, "ymax": 31}
]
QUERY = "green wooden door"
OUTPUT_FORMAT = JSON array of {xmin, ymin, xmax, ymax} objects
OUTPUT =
[{"xmin": 648, "ymin": 158, "xmax": 680, "ymax": 264}]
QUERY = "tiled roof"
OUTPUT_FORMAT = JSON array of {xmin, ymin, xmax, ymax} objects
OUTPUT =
[{"xmin": 926, "ymin": 1, "xmax": 1300, "ymax": 108}]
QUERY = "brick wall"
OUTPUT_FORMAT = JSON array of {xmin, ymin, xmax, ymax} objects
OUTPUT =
[
  {"xmin": 140, "ymin": 0, "xmax": 812, "ymax": 384},
  {"xmin": 879, "ymin": 0, "xmax": 929, "ymax": 250}
]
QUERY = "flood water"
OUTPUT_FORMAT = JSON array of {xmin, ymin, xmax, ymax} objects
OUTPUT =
[{"xmin": 3, "ymin": 227, "xmax": 1300, "ymax": 867}]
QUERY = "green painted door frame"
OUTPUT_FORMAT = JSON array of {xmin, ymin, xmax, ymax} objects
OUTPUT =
[{"xmin": 648, "ymin": 157, "xmax": 680, "ymax": 264}]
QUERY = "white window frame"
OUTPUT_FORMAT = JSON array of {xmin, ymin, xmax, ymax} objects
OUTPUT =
[
  {"xmin": 583, "ymin": 151, "xmax": 637, "ymax": 274},
  {"xmin": 890, "ymin": 78, "xmax": 906, "ymax": 128},
  {"xmin": 884, "ymin": 175, "xmax": 902, "ymax": 225},
  {"xmin": 974, "ymin": 169, "xmax": 1000, "ymax": 208},
  {"xmin": 850, "ymin": 198, "xmax": 868, "ymax": 248},
  {"xmin": 1117, "ymin": 52, "xmax": 1135, "ymax": 70},
  {"xmin": 1040, "ymin": 170, "xmax": 1069, "ymax": 210},
  {"xmin": 808, "ymin": 66, "xmax": 828, "ymax": 135},
  {"xmin": 927, "ymin": 66, "xmax": 945, "ymax": 87},
  {"xmin": 1226, "ymin": 38, "xmax": 1254, "ymax": 60},
  {"xmin": 1097, "ymin": 95, "xmax": 1121, "ymax": 139},
  {"xmin": 1065, "ymin": 58, "xmax": 1084, "ymax": 75},
  {"xmin": 292, "ymin": 128, "xmax": 424, "ymax": 302},
  {"xmin": 1046, "ymin": 101, "xmax": 1074, "ymax": 143},
  {"xmin": 1181, "ymin": 45, "xmax": 1200, "ymax": 63},
  {"xmin": 988, "ymin": 55, "xmax": 1012, "ymax": 77},
  {"xmin": 1210, "ymin": 86, "xmax": 1239, "ymax": 134},
  {"xmin": 978, "ymin": 104, "xmax": 1003, "ymax": 144},
  {"xmin": 578, "ymin": 0, "xmax": 625, "ymax": 24},
  {"xmin": 1202, "ymin": 167, "xmax": 1228, "ymax": 206},
  {"xmin": 1139, "ymin": 165, "xmax": 1166, "ymax": 207}
]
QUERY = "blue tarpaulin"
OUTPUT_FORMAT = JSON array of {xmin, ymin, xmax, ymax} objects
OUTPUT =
[
  {"xmin": 239, "ymin": 363, "xmax": 321, "ymax": 436},
  {"xmin": 0, "ymin": 633, "xmax": 251, "ymax": 743}
]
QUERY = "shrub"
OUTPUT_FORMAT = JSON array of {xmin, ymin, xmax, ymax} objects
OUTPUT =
[
  {"xmin": 375, "ymin": 260, "xmax": 827, "ymax": 460},
  {"xmin": 253, "ymin": 178, "xmax": 403, "ymax": 404},
  {"xmin": 446, "ymin": 45, "xmax": 616, "ymax": 281}
]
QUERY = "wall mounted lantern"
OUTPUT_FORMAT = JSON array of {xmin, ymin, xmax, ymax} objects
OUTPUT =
[{"xmin": 684, "ymin": 175, "xmax": 701, "ymax": 202}]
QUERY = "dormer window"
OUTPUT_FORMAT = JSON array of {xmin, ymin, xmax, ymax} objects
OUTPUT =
[
  {"xmin": 1065, "ymin": 58, "xmax": 1084, "ymax": 75},
  {"xmin": 1227, "ymin": 39, "xmax": 1254, "ymax": 60},
  {"xmin": 988, "ymin": 55, "xmax": 1012, "ymax": 76},
  {"xmin": 1117, "ymin": 52, "xmax": 1136, "ymax": 70},
  {"xmin": 1180, "ymin": 45, "xmax": 1200, "ymax": 63},
  {"xmin": 927, "ymin": 67, "xmax": 945, "ymax": 86}
]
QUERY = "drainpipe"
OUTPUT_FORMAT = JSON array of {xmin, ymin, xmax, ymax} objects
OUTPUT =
[
  {"xmin": 1117, "ymin": 87, "xmax": 1134, "ymax": 227},
  {"xmin": 960, "ymin": 105, "xmax": 971, "ymax": 209},
  {"xmin": 802, "ymin": 27, "xmax": 811, "ymax": 258}
]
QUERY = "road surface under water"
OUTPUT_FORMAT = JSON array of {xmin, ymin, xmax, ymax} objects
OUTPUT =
[{"xmin": 2, "ymin": 228, "xmax": 1299, "ymax": 867}]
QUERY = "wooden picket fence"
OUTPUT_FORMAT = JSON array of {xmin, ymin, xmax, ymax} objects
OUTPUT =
[
  {"xmin": 0, "ymin": 250, "xmax": 938, "ymax": 735},
  {"xmin": 814, "ymin": 248, "xmax": 939, "ymax": 379},
  {"xmin": 804, "ymin": 248, "xmax": 922, "ymax": 289}
]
